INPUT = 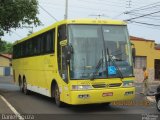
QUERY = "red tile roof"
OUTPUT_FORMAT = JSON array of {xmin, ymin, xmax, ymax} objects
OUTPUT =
[
  {"xmin": 0, "ymin": 54, "xmax": 12, "ymax": 59},
  {"xmin": 130, "ymin": 36, "xmax": 155, "ymax": 42}
]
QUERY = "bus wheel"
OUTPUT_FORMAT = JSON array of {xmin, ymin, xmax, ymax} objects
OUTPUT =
[
  {"xmin": 156, "ymin": 98, "xmax": 160, "ymax": 111},
  {"xmin": 54, "ymin": 84, "xmax": 64, "ymax": 107},
  {"xmin": 19, "ymin": 78, "xmax": 24, "ymax": 93},
  {"xmin": 100, "ymin": 102, "xmax": 111, "ymax": 106},
  {"xmin": 23, "ymin": 78, "xmax": 29, "ymax": 95}
]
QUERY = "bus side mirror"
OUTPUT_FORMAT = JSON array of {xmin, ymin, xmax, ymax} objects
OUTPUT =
[
  {"xmin": 65, "ymin": 45, "xmax": 73, "ymax": 63},
  {"xmin": 132, "ymin": 48, "xmax": 136, "ymax": 65}
]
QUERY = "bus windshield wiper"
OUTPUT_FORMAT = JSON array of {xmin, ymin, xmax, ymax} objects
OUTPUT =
[
  {"xmin": 107, "ymin": 48, "xmax": 123, "ymax": 79},
  {"xmin": 90, "ymin": 58, "xmax": 103, "ymax": 80}
]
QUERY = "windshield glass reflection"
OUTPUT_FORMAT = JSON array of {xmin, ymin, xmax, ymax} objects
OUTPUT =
[{"xmin": 68, "ymin": 25, "xmax": 133, "ymax": 80}]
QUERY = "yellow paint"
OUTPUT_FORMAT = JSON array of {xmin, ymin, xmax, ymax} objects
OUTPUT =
[
  {"xmin": 0, "ymin": 56, "xmax": 11, "ymax": 67},
  {"xmin": 131, "ymin": 40, "xmax": 160, "ymax": 68},
  {"xmin": 70, "ymin": 87, "xmax": 135, "ymax": 105},
  {"xmin": 12, "ymin": 18, "xmax": 135, "ymax": 105},
  {"xmin": 67, "ymin": 78, "xmax": 135, "ymax": 105}
]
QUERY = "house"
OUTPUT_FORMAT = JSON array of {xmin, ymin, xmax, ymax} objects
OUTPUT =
[
  {"xmin": 0, "ymin": 54, "xmax": 12, "ymax": 76},
  {"xmin": 130, "ymin": 36, "xmax": 160, "ymax": 82}
]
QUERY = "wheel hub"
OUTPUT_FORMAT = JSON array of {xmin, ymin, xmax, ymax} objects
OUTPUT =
[{"xmin": 158, "ymin": 100, "xmax": 160, "ymax": 110}]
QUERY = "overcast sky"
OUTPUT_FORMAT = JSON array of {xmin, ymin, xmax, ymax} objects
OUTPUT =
[{"xmin": 2, "ymin": 0, "xmax": 160, "ymax": 43}]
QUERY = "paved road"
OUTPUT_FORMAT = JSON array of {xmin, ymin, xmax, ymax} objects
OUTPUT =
[{"xmin": 0, "ymin": 76, "xmax": 159, "ymax": 120}]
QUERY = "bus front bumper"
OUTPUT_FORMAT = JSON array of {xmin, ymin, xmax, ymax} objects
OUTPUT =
[{"xmin": 69, "ymin": 87, "xmax": 135, "ymax": 105}]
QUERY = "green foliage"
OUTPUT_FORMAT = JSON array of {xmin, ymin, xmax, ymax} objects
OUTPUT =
[
  {"xmin": 0, "ymin": 0, "xmax": 40, "ymax": 36},
  {"xmin": 0, "ymin": 39, "xmax": 13, "ymax": 54}
]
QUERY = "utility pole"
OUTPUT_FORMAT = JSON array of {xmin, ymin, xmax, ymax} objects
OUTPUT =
[
  {"xmin": 64, "ymin": 0, "xmax": 68, "ymax": 19},
  {"xmin": 126, "ymin": 0, "xmax": 132, "ymax": 8}
]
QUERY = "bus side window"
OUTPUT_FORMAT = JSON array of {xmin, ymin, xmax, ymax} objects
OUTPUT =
[
  {"xmin": 13, "ymin": 46, "xmax": 15, "ymax": 59},
  {"xmin": 26, "ymin": 41, "xmax": 30, "ymax": 56},
  {"xmin": 58, "ymin": 24, "xmax": 67, "ymax": 70},
  {"xmin": 22, "ymin": 42, "xmax": 25, "ymax": 57},
  {"xmin": 32, "ymin": 38, "xmax": 37, "ymax": 55},
  {"xmin": 23, "ymin": 41, "xmax": 26, "ymax": 57},
  {"xmin": 28, "ymin": 39, "xmax": 33, "ymax": 56},
  {"xmin": 13, "ymin": 45, "xmax": 17, "ymax": 59},
  {"xmin": 42, "ymin": 29, "xmax": 55, "ymax": 54},
  {"xmin": 51, "ymin": 29, "xmax": 55, "ymax": 53},
  {"xmin": 58, "ymin": 25, "xmax": 67, "ymax": 41},
  {"xmin": 13, "ymin": 28, "xmax": 55, "ymax": 58},
  {"xmin": 18, "ymin": 43, "xmax": 22, "ymax": 58},
  {"xmin": 46, "ymin": 31, "xmax": 52, "ymax": 52},
  {"xmin": 40, "ymin": 35, "xmax": 45, "ymax": 54}
]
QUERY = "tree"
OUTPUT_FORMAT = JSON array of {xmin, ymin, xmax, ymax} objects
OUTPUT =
[
  {"xmin": 0, "ymin": 39, "xmax": 6, "ymax": 52},
  {"xmin": 0, "ymin": 0, "xmax": 40, "ymax": 37},
  {"xmin": 0, "ymin": 39, "xmax": 13, "ymax": 54}
]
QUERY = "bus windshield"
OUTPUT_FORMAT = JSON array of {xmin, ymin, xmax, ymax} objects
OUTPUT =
[{"xmin": 68, "ymin": 24, "xmax": 133, "ymax": 80}]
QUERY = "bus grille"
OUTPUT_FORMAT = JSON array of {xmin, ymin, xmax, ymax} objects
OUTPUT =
[
  {"xmin": 109, "ymin": 83, "xmax": 122, "ymax": 87},
  {"xmin": 92, "ymin": 83, "xmax": 122, "ymax": 88},
  {"xmin": 92, "ymin": 84, "xmax": 106, "ymax": 88}
]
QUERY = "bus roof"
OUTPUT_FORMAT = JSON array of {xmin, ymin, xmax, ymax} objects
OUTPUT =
[{"xmin": 14, "ymin": 18, "xmax": 127, "ymax": 45}]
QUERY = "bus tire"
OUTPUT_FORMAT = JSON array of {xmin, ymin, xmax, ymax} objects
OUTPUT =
[
  {"xmin": 156, "ymin": 98, "xmax": 160, "ymax": 111},
  {"xmin": 54, "ymin": 84, "xmax": 64, "ymax": 107},
  {"xmin": 19, "ymin": 76, "xmax": 23, "ymax": 93},
  {"xmin": 23, "ymin": 78, "xmax": 29, "ymax": 95},
  {"xmin": 100, "ymin": 102, "xmax": 111, "ymax": 106}
]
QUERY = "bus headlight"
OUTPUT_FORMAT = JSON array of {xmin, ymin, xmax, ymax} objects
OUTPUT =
[
  {"xmin": 123, "ymin": 81, "xmax": 134, "ymax": 87},
  {"xmin": 72, "ymin": 85, "xmax": 92, "ymax": 90}
]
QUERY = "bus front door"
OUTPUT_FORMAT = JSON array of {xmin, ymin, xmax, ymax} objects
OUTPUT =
[{"xmin": 59, "ymin": 40, "xmax": 70, "ymax": 103}]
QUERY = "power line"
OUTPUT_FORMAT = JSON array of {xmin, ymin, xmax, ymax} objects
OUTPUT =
[
  {"xmin": 134, "ymin": 5, "xmax": 160, "ymax": 12},
  {"xmin": 128, "ymin": 12, "xmax": 160, "ymax": 21},
  {"xmin": 125, "ymin": 5, "xmax": 160, "ymax": 14},
  {"xmin": 149, "ymin": 14, "xmax": 160, "ymax": 17},
  {"xmin": 113, "ymin": 1, "xmax": 160, "ymax": 19},
  {"xmin": 125, "ymin": 1, "xmax": 160, "ymax": 13},
  {"xmin": 130, "ymin": 21, "xmax": 160, "ymax": 26},
  {"xmin": 125, "ymin": 10, "xmax": 160, "ymax": 21},
  {"xmin": 38, "ymin": 4, "xmax": 58, "ymax": 21},
  {"xmin": 130, "ymin": 22, "xmax": 160, "ymax": 30}
]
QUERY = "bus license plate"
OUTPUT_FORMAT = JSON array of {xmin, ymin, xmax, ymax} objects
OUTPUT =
[{"xmin": 102, "ymin": 92, "xmax": 113, "ymax": 97}]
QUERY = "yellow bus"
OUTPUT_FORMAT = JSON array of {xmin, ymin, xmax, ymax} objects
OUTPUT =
[{"xmin": 12, "ymin": 19, "xmax": 135, "ymax": 107}]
